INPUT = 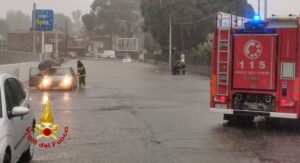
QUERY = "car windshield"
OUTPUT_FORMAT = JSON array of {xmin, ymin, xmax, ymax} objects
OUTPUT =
[{"xmin": 48, "ymin": 68, "xmax": 71, "ymax": 76}]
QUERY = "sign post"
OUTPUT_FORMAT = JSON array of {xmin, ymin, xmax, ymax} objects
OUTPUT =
[
  {"xmin": 42, "ymin": 31, "xmax": 45, "ymax": 59},
  {"xmin": 32, "ymin": 3, "xmax": 36, "ymax": 53},
  {"xmin": 33, "ymin": 9, "xmax": 54, "ymax": 61}
]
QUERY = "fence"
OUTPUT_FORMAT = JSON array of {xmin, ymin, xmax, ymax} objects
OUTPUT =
[
  {"xmin": 144, "ymin": 52, "xmax": 211, "ymax": 76},
  {"xmin": 145, "ymin": 53, "xmax": 211, "ymax": 66},
  {"xmin": 0, "ymin": 49, "xmax": 50, "ymax": 65}
]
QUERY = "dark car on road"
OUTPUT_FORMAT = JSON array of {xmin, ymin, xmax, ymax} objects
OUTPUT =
[{"xmin": 29, "ymin": 67, "xmax": 78, "ymax": 91}]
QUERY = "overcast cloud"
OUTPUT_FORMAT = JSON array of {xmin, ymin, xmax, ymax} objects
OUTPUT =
[
  {"xmin": 248, "ymin": 0, "xmax": 300, "ymax": 18},
  {"xmin": 0, "ymin": 0, "xmax": 299, "ymax": 19},
  {"xmin": 0, "ymin": 0, "xmax": 94, "ymax": 19}
]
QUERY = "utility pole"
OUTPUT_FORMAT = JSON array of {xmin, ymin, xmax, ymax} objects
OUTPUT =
[
  {"xmin": 264, "ymin": 0, "xmax": 268, "ymax": 19},
  {"xmin": 168, "ymin": 15, "xmax": 172, "ymax": 70},
  {"xmin": 55, "ymin": 24, "xmax": 59, "ymax": 58},
  {"xmin": 33, "ymin": 3, "xmax": 36, "ymax": 53},
  {"xmin": 41, "ymin": 31, "xmax": 45, "ymax": 60},
  {"xmin": 258, "ymin": 0, "xmax": 261, "ymax": 16},
  {"xmin": 65, "ymin": 19, "xmax": 68, "ymax": 59}
]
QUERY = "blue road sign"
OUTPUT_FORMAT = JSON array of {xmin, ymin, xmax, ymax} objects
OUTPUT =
[{"xmin": 33, "ymin": 10, "xmax": 54, "ymax": 31}]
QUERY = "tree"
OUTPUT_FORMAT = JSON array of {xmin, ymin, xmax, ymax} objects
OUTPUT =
[
  {"xmin": 6, "ymin": 10, "xmax": 31, "ymax": 31},
  {"xmin": 72, "ymin": 10, "xmax": 82, "ymax": 24},
  {"xmin": 144, "ymin": 32, "xmax": 160, "ymax": 54},
  {"xmin": 0, "ymin": 19, "xmax": 9, "ymax": 35},
  {"xmin": 82, "ymin": 0, "xmax": 141, "ymax": 37},
  {"xmin": 140, "ymin": 0, "xmax": 255, "ymax": 53},
  {"xmin": 54, "ymin": 13, "xmax": 73, "ymax": 32},
  {"xmin": 72, "ymin": 10, "xmax": 83, "ymax": 34}
]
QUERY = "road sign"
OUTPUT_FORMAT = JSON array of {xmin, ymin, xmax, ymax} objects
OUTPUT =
[
  {"xmin": 34, "ymin": 10, "xmax": 54, "ymax": 31},
  {"xmin": 116, "ymin": 38, "xmax": 139, "ymax": 52},
  {"xmin": 45, "ymin": 44, "xmax": 53, "ymax": 53}
]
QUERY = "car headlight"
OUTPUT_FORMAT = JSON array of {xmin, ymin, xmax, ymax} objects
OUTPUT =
[
  {"xmin": 63, "ymin": 76, "xmax": 72, "ymax": 86},
  {"xmin": 42, "ymin": 77, "xmax": 51, "ymax": 86}
]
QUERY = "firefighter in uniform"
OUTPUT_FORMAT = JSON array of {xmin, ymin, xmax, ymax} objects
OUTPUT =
[
  {"xmin": 77, "ymin": 60, "xmax": 86, "ymax": 87},
  {"xmin": 172, "ymin": 60, "xmax": 181, "ymax": 75}
]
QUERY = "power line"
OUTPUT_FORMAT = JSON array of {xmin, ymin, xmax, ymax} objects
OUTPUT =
[
  {"xmin": 172, "ymin": 15, "xmax": 214, "ymax": 25},
  {"xmin": 171, "ymin": 0, "xmax": 238, "ymax": 25}
]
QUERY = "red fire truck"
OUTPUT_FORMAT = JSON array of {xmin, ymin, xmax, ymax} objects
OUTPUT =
[{"xmin": 210, "ymin": 12, "xmax": 300, "ymax": 121}]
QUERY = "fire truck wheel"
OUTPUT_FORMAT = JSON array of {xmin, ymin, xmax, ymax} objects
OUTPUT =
[
  {"xmin": 266, "ymin": 117, "xmax": 282, "ymax": 127},
  {"xmin": 236, "ymin": 116, "xmax": 254, "ymax": 123},
  {"xmin": 224, "ymin": 114, "xmax": 235, "ymax": 121}
]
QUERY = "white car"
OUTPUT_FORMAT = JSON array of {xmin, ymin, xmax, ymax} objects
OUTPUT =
[
  {"xmin": 122, "ymin": 57, "xmax": 132, "ymax": 63},
  {"xmin": 0, "ymin": 74, "xmax": 35, "ymax": 163},
  {"xmin": 101, "ymin": 50, "xmax": 116, "ymax": 58}
]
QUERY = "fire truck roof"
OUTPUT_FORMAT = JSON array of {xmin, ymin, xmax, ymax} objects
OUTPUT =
[
  {"xmin": 268, "ymin": 16, "xmax": 298, "ymax": 28},
  {"xmin": 269, "ymin": 15, "xmax": 297, "ymax": 21}
]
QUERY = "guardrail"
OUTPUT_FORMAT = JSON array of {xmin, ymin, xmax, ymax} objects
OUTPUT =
[{"xmin": 0, "ymin": 49, "xmax": 50, "ymax": 65}]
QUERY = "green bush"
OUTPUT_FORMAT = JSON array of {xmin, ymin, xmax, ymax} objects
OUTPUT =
[{"xmin": 187, "ymin": 40, "xmax": 212, "ymax": 66}]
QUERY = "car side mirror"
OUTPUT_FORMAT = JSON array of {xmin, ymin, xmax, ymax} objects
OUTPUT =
[{"xmin": 12, "ymin": 106, "xmax": 29, "ymax": 117}]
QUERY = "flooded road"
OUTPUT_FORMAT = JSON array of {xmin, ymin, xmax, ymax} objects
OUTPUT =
[{"xmin": 28, "ymin": 59, "xmax": 300, "ymax": 163}]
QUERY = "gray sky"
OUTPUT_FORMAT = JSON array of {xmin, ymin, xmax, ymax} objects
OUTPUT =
[
  {"xmin": 0, "ymin": 0, "xmax": 299, "ymax": 19},
  {"xmin": 248, "ymin": 0, "xmax": 300, "ymax": 18},
  {"xmin": 0, "ymin": 0, "xmax": 94, "ymax": 19}
]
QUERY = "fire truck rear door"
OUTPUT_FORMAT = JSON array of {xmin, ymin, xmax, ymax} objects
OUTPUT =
[{"xmin": 233, "ymin": 34, "xmax": 277, "ymax": 90}]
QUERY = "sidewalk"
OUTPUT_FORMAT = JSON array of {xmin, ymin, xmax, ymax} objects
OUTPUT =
[{"xmin": 0, "ymin": 62, "xmax": 39, "ymax": 82}]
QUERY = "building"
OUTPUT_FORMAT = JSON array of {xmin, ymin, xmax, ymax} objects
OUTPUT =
[
  {"xmin": 87, "ymin": 36, "xmax": 112, "ymax": 56},
  {"xmin": 67, "ymin": 37, "xmax": 88, "ymax": 57},
  {"xmin": 7, "ymin": 30, "xmax": 66, "ymax": 54},
  {"xmin": 0, "ymin": 35, "xmax": 5, "ymax": 49}
]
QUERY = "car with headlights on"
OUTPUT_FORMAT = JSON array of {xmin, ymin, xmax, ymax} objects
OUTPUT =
[
  {"xmin": 0, "ymin": 74, "xmax": 36, "ymax": 163},
  {"xmin": 29, "ymin": 67, "xmax": 78, "ymax": 90}
]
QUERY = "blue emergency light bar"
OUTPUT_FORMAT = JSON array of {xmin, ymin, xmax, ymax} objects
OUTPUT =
[
  {"xmin": 235, "ymin": 17, "xmax": 275, "ymax": 34},
  {"xmin": 253, "ymin": 15, "xmax": 261, "ymax": 21},
  {"xmin": 244, "ymin": 21, "xmax": 268, "ymax": 29},
  {"xmin": 235, "ymin": 28, "xmax": 275, "ymax": 34}
]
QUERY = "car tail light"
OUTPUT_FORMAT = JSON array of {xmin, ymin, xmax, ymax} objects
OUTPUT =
[
  {"xmin": 280, "ymin": 99, "xmax": 295, "ymax": 107},
  {"xmin": 214, "ymin": 96, "xmax": 227, "ymax": 104}
]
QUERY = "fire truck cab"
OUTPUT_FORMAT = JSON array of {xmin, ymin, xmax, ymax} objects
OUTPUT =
[{"xmin": 210, "ymin": 12, "xmax": 300, "ymax": 121}]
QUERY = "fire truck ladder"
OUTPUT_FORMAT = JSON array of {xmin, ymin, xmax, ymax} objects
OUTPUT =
[
  {"xmin": 216, "ymin": 19, "xmax": 231, "ymax": 96},
  {"xmin": 215, "ymin": 12, "xmax": 249, "ymax": 96}
]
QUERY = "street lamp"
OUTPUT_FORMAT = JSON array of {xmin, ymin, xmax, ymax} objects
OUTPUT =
[
  {"xmin": 264, "ymin": 0, "xmax": 268, "ymax": 19},
  {"xmin": 169, "ymin": 15, "xmax": 172, "ymax": 70},
  {"xmin": 65, "ymin": 18, "xmax": 68, "ymax": 59},
  {"xmin": 257, "ymin": 0, "xmax": 268, "ymax": 19}
]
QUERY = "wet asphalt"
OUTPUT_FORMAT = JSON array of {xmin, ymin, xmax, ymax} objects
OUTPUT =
[{"xmin": 27, "ymin": 59, "xmax": 300, "ymax": 163}]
